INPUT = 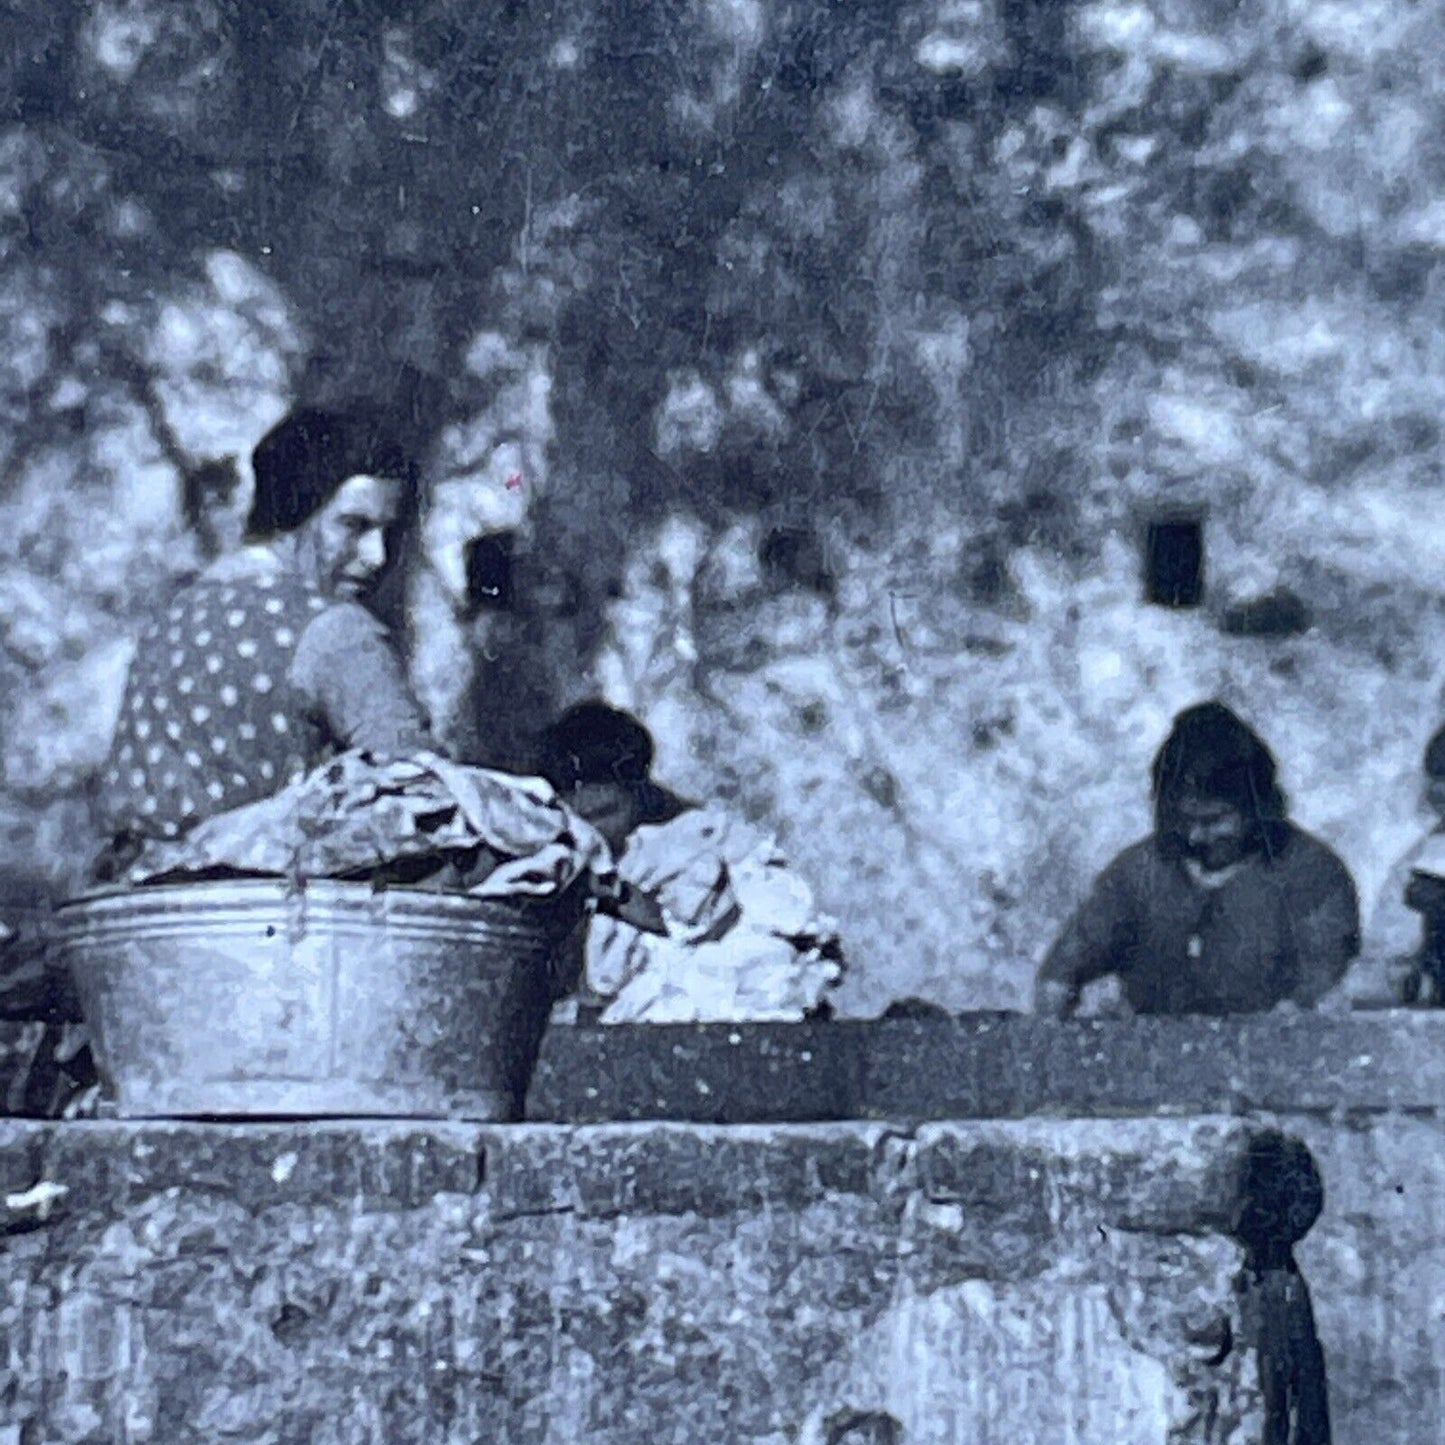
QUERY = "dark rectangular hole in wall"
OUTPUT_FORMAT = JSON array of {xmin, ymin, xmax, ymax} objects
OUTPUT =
[
  {"xmin": 1144, "ymin": 517, "xmax": 1204, "ymax": 608},
  {"xmin": 465, "ymin": 531, "xmax": 517, "ymax": 614}
]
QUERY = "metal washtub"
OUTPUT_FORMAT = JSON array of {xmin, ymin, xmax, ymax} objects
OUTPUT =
[{"xmin": 51, "ymin": 880, "xmax": 585, "ymax": 1121}]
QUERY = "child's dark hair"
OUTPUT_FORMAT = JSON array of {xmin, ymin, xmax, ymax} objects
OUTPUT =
[{"xmin": 535, "ymin": 701, "xmax": 656, "ymax": 792}]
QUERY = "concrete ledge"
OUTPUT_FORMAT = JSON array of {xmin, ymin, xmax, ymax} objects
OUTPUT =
[
  {"xmin": 0, "ymin": 1011, "xmax": 1434, "ymax": 1124},
  {"xmin": 0, "ymin": 1116, "xmax": 1254, "ymax": 1233},
  {"xmin": 0, "ymin": 1012, "xmax": 1428, "ymax": 1441},
  {"xmin": 528, "ymin": 1011, "xmax": 1445, "ymax": 1122},
  {"xmin": 0, "ymin": 1117, "xmax": 1266, "ymax": 1443}
]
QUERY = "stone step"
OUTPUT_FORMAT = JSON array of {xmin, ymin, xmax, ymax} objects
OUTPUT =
[
  {"xmin": 3, "ymin": 1010, "xmax": 1438, "ymax": 1124},
  {"xmin": 528, "ymin": 1011, "xmax": 1445, "ymax": 1122}
]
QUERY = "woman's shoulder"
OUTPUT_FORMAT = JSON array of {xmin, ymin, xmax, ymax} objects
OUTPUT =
[
  {"xmin": 1274, "ymin": 823, "xmax": 1357, "ymax": 892},
  {"xmin": 281, "ymin": 604, "xmax": 399, "ymax": 717},
  {"xmin": 1098, "ymin": 835, "xmax": 1165, "ymax": 888},
  {"xmin": 192, "ymin": 547, "xmax": 329, "ymax": 625},
  {"xmin": 292, "ymin": 599, "xmax": 393, "ymax": 660}
]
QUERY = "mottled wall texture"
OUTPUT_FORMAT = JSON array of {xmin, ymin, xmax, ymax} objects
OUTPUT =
[
  {"xmin": 4, "ymin": 0, "xmax": 1445, "ymax": 1011},
  {"xmin": 0, "ymin": 1013, "xmax": 1434, "ymax": 1443},
  {"xmin": 0, "ymin": 1117, "xmax": 1268, "ymax": 1445},
  {"xmin": 0, "ymin": 1106, "xmax": 1434, "ymax": 1445}
]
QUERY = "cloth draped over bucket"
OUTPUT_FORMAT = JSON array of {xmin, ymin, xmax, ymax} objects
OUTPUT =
[{"xmin": 120, "ymin": 750, "xmax": 620, "ymax": 904}]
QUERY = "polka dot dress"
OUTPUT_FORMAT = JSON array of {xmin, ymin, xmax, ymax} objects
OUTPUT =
[{"xmin": 101, "ymin": 573, "xmax": 329, "ymax": 841}]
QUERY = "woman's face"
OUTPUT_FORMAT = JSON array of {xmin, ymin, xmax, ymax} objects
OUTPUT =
[
  {"xmin": 296, "ymin": 474, "xmax": 405, "ymax": 601},
  {"xmin": 1175, "ymin": 792, "xmax": 1248, "ymax": 871}
]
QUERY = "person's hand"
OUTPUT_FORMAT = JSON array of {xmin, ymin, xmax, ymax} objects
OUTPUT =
[
  {"xmin": 1088, "ymin": 991, "xmax": 1136, "ymax": 1021},
  {"xmin": 1034, "ymin": 978, "xmax": 1078, "ymax": 1020}
]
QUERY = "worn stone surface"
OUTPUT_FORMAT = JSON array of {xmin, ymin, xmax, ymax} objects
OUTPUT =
[
  {"xmin": 1257, "ymin": 1114, "xmax": 1445, "ymax": 1445},
  {"xmin": 529, "ymin": 1019, "xmax": 866, "ymax": 1123},
  {"xmin": 1, "ymin": 1009, "xmax": 1439, "ymax": 1127},
  {"xmin": 529, "ymin": 1011, "xmax": 1445, "ymax": 1122},
  {"xmin": 0, "ymin": 1016, "xmax": 1438, "ymax": 1439},
  {"xmin": 0, "ymin": 1118, "xmax": 1263, "ymax": 1444}
]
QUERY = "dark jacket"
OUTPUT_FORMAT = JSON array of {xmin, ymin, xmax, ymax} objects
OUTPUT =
[{"xmin": 1037, "ymin": 825, "xmax": 1359, "ymax": 1015}]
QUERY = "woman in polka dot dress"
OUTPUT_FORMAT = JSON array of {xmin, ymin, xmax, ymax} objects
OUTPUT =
[{"xmin": 95, "ymin": 406, "xmax": 436, "ymax": 871}]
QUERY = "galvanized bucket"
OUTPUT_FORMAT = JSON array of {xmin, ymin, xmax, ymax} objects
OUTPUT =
[{"xmin": 51, "ymin": 880, "xmax": 585, "ymax": 1121}]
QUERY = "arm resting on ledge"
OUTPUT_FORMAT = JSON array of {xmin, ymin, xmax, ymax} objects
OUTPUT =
[
  {"xmin": 594, "ymin": 882, "xmax": 670, "ymax": 938},
  {"xmin": 1034, "ymin": 977, "xmax": 1079, "ymax": 1020},
  {"xmin": 1034, "ymin": 854, "xmax": 1137, "ymax": 1018}
]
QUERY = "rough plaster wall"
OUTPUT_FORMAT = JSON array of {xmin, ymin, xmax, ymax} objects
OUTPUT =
[
  {"xmin": 588, "ymin": 513, "xmax": 1445, "ymax": 1014},
  {"xmin": 0, "ymin": 1117, "xmax": 1263, "ymax": 1444},
  {"xmin": 1269, "ymin": 1114, "xmax": 1445, "ymax": 1445}
]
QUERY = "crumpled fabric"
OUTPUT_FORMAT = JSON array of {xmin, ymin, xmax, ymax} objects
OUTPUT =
[
  {"xmin": 563, "ymin": 806, "xmax": 844, "ymax": 1024},
  {"xmin": 124, "ymin": 749, "xmax": 618, "ymax": 902}
]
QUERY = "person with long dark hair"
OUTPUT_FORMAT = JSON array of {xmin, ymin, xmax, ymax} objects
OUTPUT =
[
  {"xmin": 1034, "ymin": 701, "xmax": 1359, "ymax": 1017},
  {"xmin": 95, "ymin": 405, "xmax": 435, "ymax": 863}
]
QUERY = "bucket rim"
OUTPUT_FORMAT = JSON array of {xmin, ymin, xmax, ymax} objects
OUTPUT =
[{"xmin": 53, "ymin": 877, "xmax": 583, "ymax": 919}]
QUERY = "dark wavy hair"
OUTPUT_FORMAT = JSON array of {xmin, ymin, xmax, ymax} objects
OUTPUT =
[
  {"xmin": 534, "ymin": 701, "xmax": 692, "ymax": 827},
  {"xmin": 1152, "ymin": 701, "xmax": 1290, "ymax": 857},
  {"xmin": 247, "ymin": 405, "xmax": 417, "ymax": 539},
  {"xmin": 536, "ymin": 701, "xmax": 657, "ymax": 791}
]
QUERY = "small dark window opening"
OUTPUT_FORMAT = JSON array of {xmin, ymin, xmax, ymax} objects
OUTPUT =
[
  {"xmin": 759, "ymin": 525, "xmax": 835, "ymax": 597},
  {"xmin": 1144, "ymin": 517, "xmax": 1204, "ymax": 608},
  {"xmin": 464, "ymin": 531, "xmax": 517, "ymax": 615}
]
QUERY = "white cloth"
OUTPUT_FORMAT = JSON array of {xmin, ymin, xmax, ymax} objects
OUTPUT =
[{"xmin": 577, "ymin": 807, "xmax": 843, "ymax": 1023}]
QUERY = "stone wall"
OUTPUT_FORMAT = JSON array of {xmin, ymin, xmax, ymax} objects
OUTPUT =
[
  {"xmin": 0, "ymin": 1012, "xmax": 1439, "ymax": 1442},
  {"xmin": 0, "ymin": 1116, "xmax": 1263, "ymax": 1445},
  {"xmin": 527, "ymin": 1010, "xmax": 1445, "ymax": 1122}
]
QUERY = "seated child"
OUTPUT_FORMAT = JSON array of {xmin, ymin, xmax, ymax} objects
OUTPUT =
[{"xmin": 534, "ymin": 701, "xmax": 844, "ymax": 1023}]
